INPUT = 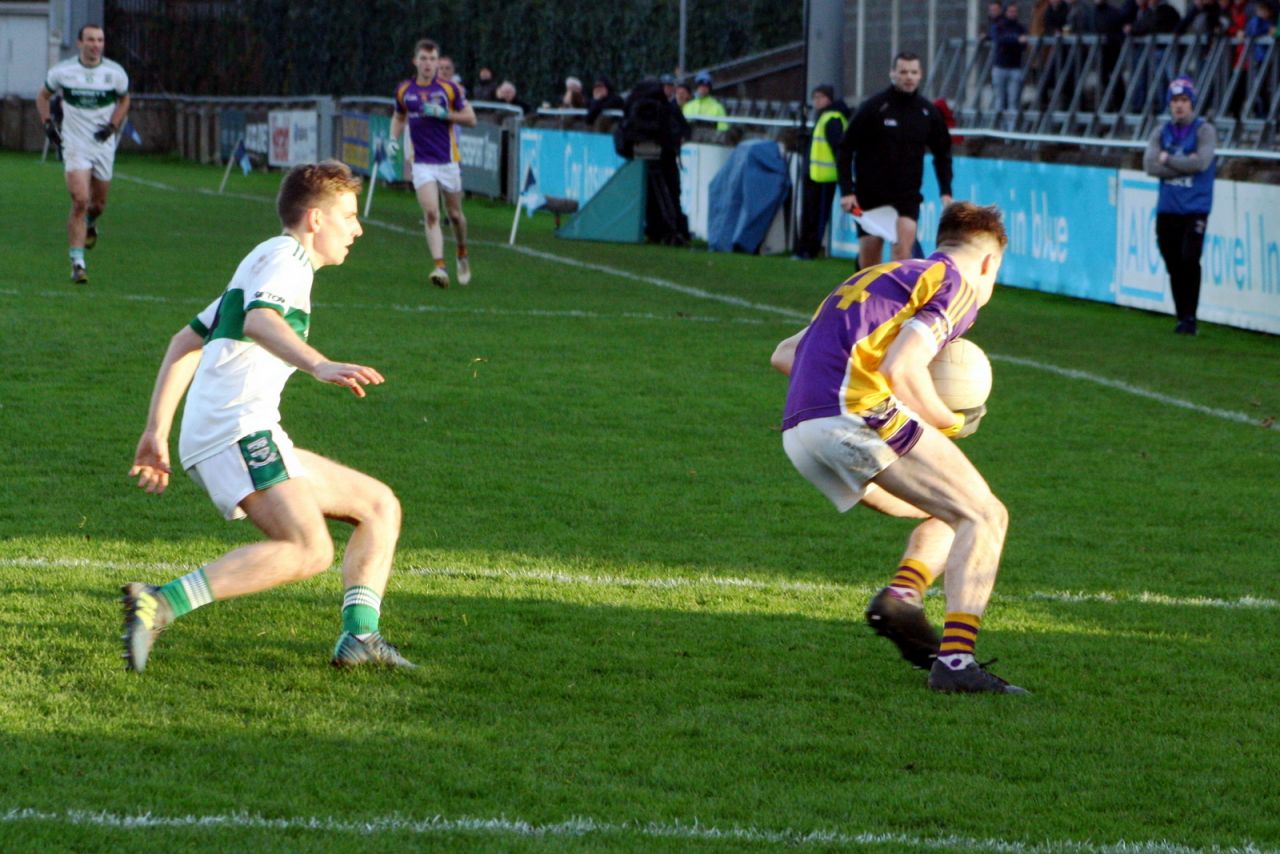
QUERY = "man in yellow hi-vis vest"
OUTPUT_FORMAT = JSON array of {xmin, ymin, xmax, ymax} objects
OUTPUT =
[
  {"xmin": 682, "ymin": 71, "xmax": 729, "ymax": 132},
  {"xmin": 795, "ymin": 85, "xmax": 849, "ymax": 260}
]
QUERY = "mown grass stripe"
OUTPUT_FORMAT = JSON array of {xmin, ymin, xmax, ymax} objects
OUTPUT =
[
  {"xmin": 4, "ymin": 557, "xmax": 1275, "ymax": 611},
  {"xmin": 1, "ymin": 807, "xmax": 1273, "ymax": 853}
]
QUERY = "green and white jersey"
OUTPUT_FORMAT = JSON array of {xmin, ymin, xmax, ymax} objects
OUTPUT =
[
  {"xmin": 179, "ymin": 236, "xmax": 315, "ymax": 470},
  {"xmin": 44, "ymin": 57, "xmax": 129, "ymax": 148}
]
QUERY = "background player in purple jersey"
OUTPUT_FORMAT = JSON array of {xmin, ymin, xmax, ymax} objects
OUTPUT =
[
  {"xmin": 771, "ymin": 202, "xmax": 1026, "ymax": 695},
  {"xmin": 390, "ymin": 39, "xmax": 477, "ymax": 288}
]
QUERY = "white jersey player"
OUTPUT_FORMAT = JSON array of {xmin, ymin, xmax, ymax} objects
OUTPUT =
[
  {"xmin": 124, "ymin": 161, "xmax": 415, "ymax": 673},
  {"xmin": 36, "ymin": 24, "xmax": 130, "ymax": 284}
]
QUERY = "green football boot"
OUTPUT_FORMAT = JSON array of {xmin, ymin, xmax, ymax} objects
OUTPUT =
[
  {"xmin": 331, "ymin": 631, "xmax": 416, "ymax": 669},
  {"xmin": 120, "ymin": 583, "xmax": 174, "ymax": 673}
]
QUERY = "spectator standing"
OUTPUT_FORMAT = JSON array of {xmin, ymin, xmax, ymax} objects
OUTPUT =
[
  {"xmin": 1244, "ymin": 2, "xmax": 1278, "ymax": 115},
  {"xmin": 1178, "ymin": 0, "xmax": 1229, "ymax": 35},
  {"xmin": 795, "ymin": 85, "xmax": 849, "ymax": 260},
  {"xmin": 1128, "ymin": 0, "xmax": 1181, "ymax": 109},
  {"xmin": 660, "ymin": 73, "xmax": 677, "ymax": 104},
  {"xmin": 674, "ymin": 81, "xmax": 693, "ymax": 109},
  {"xmin": 1143, "ymin": 77, "xmax": 1216, "ymax": 336},
  {"xmin": 991, "ymin": 4, "xmax": 1030, "ymax": 122},
  {"xmin": 682, "ymin": 71, "xmax": 729, "ymax": 132},
  {"xmin": 836, "ymin": 52, "xmax": 954, "ymax": 271},
  {"xmin": 1070, "ymin": 0, "xmax": 1126, "ymax": 91},
  {"xmin": 1043, "ymin": 0, "xmax": 1073, "ymax": 33},
  {"xmin": 585, "ymin": 75, "xmax": 626, "ymax": 126},
  {"xmin": 471, "ymin": 67, "xmax": 498, "ymax": 102}
]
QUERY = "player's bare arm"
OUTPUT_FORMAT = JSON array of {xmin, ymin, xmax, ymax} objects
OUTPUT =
[
  {"xmin": 770, "ymin": 328, "xmax": 807, "ymax": 376},
  {"xmin": 105, "ymin": 93, "xmax": 131, "ymax": 138},
  {"xmin": 450, "ymin": 103, "xmax": 477, "ymax": 128},
  {"xmin": 130, "ymin": 325, "xmax": 204, "ymax": 494},
  {"xmin": 242, "ymin": 307, "xmax": 383, "ymax": 397},
  {"xmin": 878, "ymin": 325, "xmax": 961, "ymax": 432}
]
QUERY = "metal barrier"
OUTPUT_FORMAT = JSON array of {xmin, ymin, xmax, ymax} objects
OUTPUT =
[{"xmin": 930, "ymin": 34, "xmax": 1279, "ymax": 151}]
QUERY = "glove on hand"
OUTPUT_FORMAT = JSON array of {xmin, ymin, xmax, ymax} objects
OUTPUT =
[
  {"xmin": 93, "ymin": 122, "xmax": 117, "ymax": 142},
  {"xmin": 420, "ymin": 102, "xmax": 448, "ymax": 119},
  {"xmin": 43, "ymin": 119, "xmax": 62, "ymax": 147},
  {"xmin": 941, "ymin": 404, "xmax": 987, "ymax": 439}
]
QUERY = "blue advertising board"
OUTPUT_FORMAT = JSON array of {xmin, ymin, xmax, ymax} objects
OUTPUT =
[
  {"xmin": 831, "ymin": 156, "xmax": 1119, "ymax": 305},
  {"xmin": 518, "ymin": 129, "xmax": 626, "ymax": 203}
]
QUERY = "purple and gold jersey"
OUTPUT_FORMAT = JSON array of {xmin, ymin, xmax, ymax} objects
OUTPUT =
[
  {"xmin": 394, "ymin": 76, "xmax": 466, "ymax": 164},
  {"xmin": 782, "ymin": 253, "xmax": 980, "ymax": 432}
]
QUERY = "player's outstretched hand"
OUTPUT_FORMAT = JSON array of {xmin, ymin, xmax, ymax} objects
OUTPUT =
[
  {"xmin": 840, "ymin": 193, "xmax": 860, "ymax": 215},
  {"xmin": 129, "ymin": 431, "xmax": 172, "ymax": 494},
  {"xmin": 43, "ymin": 119, "xmax": 61, "ymax": 147},
  {"xmin": 314, "ymin": 361, "xmax": 385, "ymax": 398},
  {"xmin": 951, "ymin": 404, "xmax": 988, "ymax": 439},
  {"xmin": 93, "ymin": 122, "xmax": 117, "ymax": 142},
  {"xmin": 421, "ymin": 102, "xmax": 449, "ymax": 120}
]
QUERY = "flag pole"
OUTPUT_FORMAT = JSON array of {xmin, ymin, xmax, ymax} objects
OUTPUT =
[
  {"xmin": 363, "ymin": 162, "xmax": 378, "ymax": 219},
  {"xmin": 508, "ymin": 163, "xmax": 532, "ymax": 245},
  {"xmin": 218, "ymin": 137, "xmax": 244, "ymax": 194}
]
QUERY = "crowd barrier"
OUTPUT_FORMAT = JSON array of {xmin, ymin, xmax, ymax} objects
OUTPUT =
[{"xmin": 517, "ymin": 129, "xmax": 1280, "ymax": 336}]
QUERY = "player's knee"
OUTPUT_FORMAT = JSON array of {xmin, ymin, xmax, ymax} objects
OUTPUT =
[
  {"xmin": 70, "ymin": 196, "xmax": 90, "ymax": 215},
  {"xmin": 424, "ymin": 211, "xmax": 441, "ymax": 227},
  {"xmin": 291, "ymin": 533, "xmax": 335, "ymax": 579},
  {"xmin": 976, "ymin": 495, "xmax": 1009, "ymax": 540},
  {"xmin": 363, "ymin": 483, "xmax": 402, "ymax": 531}
]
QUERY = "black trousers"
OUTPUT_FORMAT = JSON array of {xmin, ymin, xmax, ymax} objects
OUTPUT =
[
  {"xmin": 1155, "ymin": 212, "xmax": 1208, "ymax": 323},
  {"xmin": 797, "ymin": 177, "xmax": 837, "ymax": 258}
]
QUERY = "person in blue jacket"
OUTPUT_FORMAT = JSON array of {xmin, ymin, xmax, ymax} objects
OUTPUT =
[{"xmin": 1143, "ymin": 76, "xmax": 1216, "ymax": 336}]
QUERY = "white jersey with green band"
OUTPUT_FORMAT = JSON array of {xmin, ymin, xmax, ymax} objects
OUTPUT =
[
  {"xmin": 179, "ymin": 236, "xmax": 315, "ymax": 470},
  {"xmin": 44, "ymin": 57, "xmax": 129, "ymax": 149}
]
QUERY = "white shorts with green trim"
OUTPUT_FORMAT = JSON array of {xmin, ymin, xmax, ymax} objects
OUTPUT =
[
  {"xmin": 186, "ymin": 427, "xmax": 306, "ymax": 521},
  {"xmin": 62, "ymin": 139, "xmax": 118, "ymax": 181}
]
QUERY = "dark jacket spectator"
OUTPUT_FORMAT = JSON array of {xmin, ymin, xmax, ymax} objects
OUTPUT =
[
  {"xmin": 1042, "ymin": 0, "xmax": 1072, "ymax": 34},
  {"xmin": 1069, "ymin": 0, "xmax": 1126, "ymax": 76},
  {"xmin": 1178, "ymin": 0, "xmax": 1228, "ymax": 35},
  {"xmin": 585, "ymin": 76, "xmax": 626, "ymax": 125},
  {"xmin": 992, "ymin": 9, "xmax": 1030, "ymax": 68},
  {"xmin": 470, "ymin": 67, "xmax": 498, "ymax": 102},
  {"xmin": 1130, "ymin": 0, "xmax": 1182, "ymax": 36}
]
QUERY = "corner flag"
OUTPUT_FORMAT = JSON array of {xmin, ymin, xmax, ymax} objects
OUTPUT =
[{"xmin": 518, "ymin": 165, "xmax": 545, "ymax": 218}]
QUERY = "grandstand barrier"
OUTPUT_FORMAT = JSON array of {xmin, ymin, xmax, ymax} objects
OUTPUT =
[{"xmin": 828, "ymin": 154, "xmax": 1280, "ymax": 336}]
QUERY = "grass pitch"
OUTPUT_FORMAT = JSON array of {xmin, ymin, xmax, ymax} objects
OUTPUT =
[{"xmin": 1, "ymin": 150, "xmax": 1278, "ymax": 852}]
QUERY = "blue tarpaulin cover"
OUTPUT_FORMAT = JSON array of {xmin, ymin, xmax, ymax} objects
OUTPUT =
[{"xmin": 706, "ymin": 140, "xmax": 791, "ymax": 254}]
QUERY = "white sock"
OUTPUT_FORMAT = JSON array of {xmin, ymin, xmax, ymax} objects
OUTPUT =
[{"xmin": 938, "ymin": 653, "xmax": 975, "ymax": 671}]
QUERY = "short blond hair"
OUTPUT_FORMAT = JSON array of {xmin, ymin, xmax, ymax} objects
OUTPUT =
[{"xmin": 276, "ymin": 160, "xmax": 362, "ymax": 228}]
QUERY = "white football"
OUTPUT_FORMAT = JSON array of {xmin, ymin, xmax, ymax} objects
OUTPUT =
[{"xmin": 929, "ymin": 338, "xmax": 993, "ymax": 410}]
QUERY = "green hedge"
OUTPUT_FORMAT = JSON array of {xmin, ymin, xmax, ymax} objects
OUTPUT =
[{"xmin": 107, "ymin": 0, "xmax": 801, "ymax": 101}]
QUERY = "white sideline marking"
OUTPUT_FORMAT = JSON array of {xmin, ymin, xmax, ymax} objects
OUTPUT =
[
  {"xmin": 1, "ymin": 808, "xmax": 1273, "ymax": 853},
  {"xmin": 3, "ymin": 557, "xmax": 1276, "ymax": 611},
  {"xmin": 992, "ymin": 355, "xmax": 1279, "ymax": 432},
  {"xmin": 111, "ymin": 173, "xmax": 1278, "ymax": 431}
]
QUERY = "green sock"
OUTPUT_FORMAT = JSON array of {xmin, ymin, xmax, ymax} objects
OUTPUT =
[
  {"xmin": 342, "ymin": 586, "xmax": 381, "ymax": 636},
  {"xmin": 158, "ymin": 568, "xmax": 214, "ymax": 619}
]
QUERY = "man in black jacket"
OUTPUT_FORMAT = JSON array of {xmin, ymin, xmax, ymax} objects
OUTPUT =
[{"xmin": 836, "ymin": 52, "xmax": 954, "ymax": 270}]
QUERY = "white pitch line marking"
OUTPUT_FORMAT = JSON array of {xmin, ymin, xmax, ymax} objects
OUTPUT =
[
  {"xmin": 110, "ymin": 174, "xmax": 1278, "ymax": 431},
  {"xmin": 2, "ymin": 557, "xmax": 1275, "ymax": 611},
  {"xmin": 0, "ymin": 807, "xmax": 1273, "ymax": 853}
]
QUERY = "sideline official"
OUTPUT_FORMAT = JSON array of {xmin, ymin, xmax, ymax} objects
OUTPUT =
[
  {"xmin": 795, "ymin": 85, "xmax": 849, "ymax": 260},
  {"xmin": 837, "ymin": 52, "xmax": 953, "ymax": 271}
]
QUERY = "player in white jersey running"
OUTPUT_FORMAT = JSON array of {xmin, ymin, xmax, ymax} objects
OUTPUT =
[
  {"xmin": 35, "ymin": 24, "xmax": 130, "ymax": 284},
  {"xmin": 123, "ymin": 161, "xmax": 415, "ymax": 673}
]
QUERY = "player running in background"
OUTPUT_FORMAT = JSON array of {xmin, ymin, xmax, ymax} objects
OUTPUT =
[
  {"xmin": 35, "ymin": 24, "xmax": 130, "ymax": 285},
  {"xmin": 771, "ymin": 202, "xmax": 1025, "ymax": 694},
  {"xmin": 124, "ymin": 161, "xmax": 413, "ymax": 673},
  {"xmin": 391, "ymin": 39, "xmax": 477, "ymax": 288}
]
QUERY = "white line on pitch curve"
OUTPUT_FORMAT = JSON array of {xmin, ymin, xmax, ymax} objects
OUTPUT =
[
  {"xmin": 3, "ymin": 557, "xmax": 1276, "ymax": 611},
  {"xmin": 111, "ymin": 174, "xmax": 1278, "ymax": 431},
  {"xmin": 0, "ymin": 807, "xmax": 1273, "ymax": 853}
]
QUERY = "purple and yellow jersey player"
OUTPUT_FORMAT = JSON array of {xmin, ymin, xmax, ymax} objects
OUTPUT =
[
  {"xmin": 389, "ymin": 38, "xmax": 477, "ymax": 289},
  {"xmin": 772, "ymin": 203, "xmax": 1027, "ymax": 695},
  {"xmin": 781, "ymin": 252, "xmax": 981, "ymax": 457}
]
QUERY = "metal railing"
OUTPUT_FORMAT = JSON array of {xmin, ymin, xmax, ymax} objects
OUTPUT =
[{"xmin": 930, "ymin": 34, "xmax": 1280, "ymax": 151}]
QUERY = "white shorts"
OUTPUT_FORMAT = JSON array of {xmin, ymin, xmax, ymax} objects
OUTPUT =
[
  {"xmin": 63, "ymin": 140, "xmax": 117, "ymax": 182},
  {"xmin": 783, "ymin": 413, "xmax": 905, "ymax": 513},
  {"xmin": 412, "ymin": 161, "xmax": 463, "ymax": 193},
  {"xmin": 186, "ymin": 427, "xmax": 307, "ymax": 521}
]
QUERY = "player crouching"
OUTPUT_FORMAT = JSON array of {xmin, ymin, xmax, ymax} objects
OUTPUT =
[
  {"xmin": 124, "ymin": 161, "xmax": 413, "ymax": 672},
  {"xmin": 772, "ymin": 202, "xmax": 1025, "ymax": 694}
]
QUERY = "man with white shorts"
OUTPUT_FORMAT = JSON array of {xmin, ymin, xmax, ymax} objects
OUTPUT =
[
  {"xmin": 124, "ymin": 161, "xmax": 413, "ymax": 673},
  {"xmin": 772, "ymin": 202, "xmax": 1025, "ymax": 694},
  {"xmin": 391, "ymin": 38, "xmax": 477, "ymax": 288},
  {"xmin": 36, "ymin": 24, "xmax": 130, "ymax": 284}
]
